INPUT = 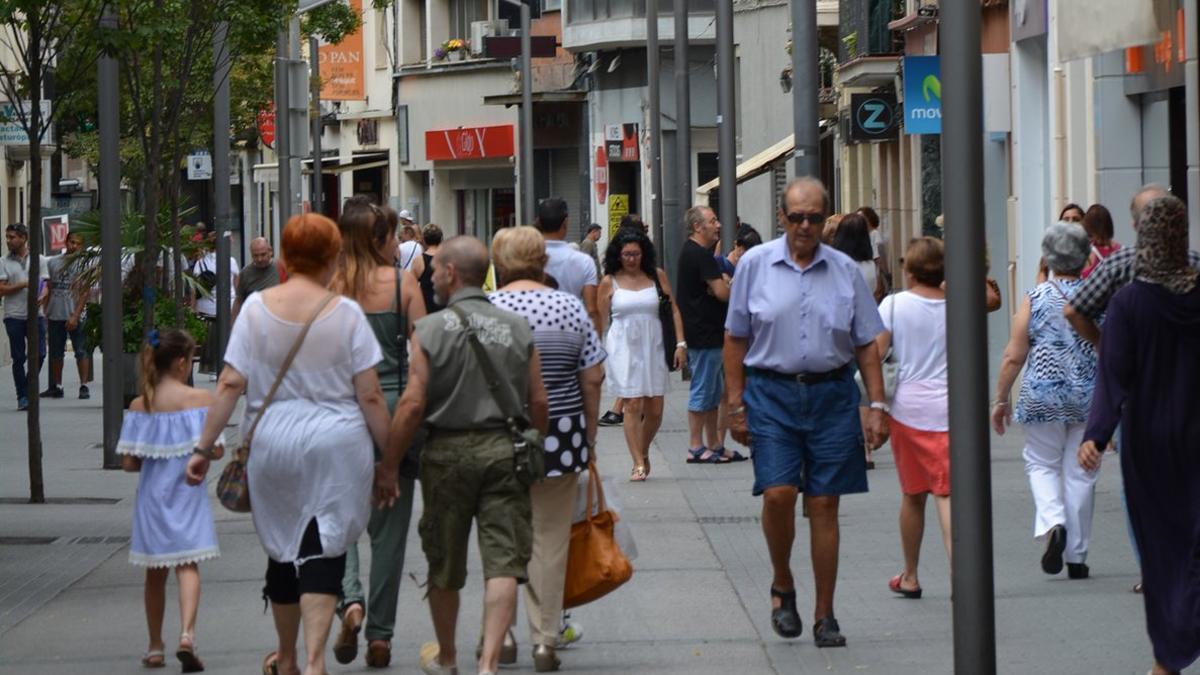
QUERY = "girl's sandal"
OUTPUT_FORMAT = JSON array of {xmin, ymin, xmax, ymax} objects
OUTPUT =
[
  {"xmin": 141, "ymin": 649, "xmax": 166, "ymax": 668},
  {"xmin": 630, "ymin": 466, "xmax": 647, "ymax": 482},
  {"xmin": 176, "ymin": 633, "xmax": 204, "ymax": 673}
]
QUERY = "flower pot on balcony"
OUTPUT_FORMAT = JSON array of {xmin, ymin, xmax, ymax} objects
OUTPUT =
[{"xmin": 449, "ymin": 50, "xmax": 464, "ymax": 62}]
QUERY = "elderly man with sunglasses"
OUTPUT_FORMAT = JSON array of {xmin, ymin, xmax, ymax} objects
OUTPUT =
[{"xmin": 723, "ymin": 177, "xmax": 889, "ymax": 648}]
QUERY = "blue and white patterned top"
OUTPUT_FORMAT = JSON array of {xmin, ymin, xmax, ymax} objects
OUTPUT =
[
  {"xmin": 117, "ymin": 407, "xmax": 224, "ymax": 459},
  {"xmin": 1015, "ymin": 279, "xmax": 1099, "ymax": 424}
]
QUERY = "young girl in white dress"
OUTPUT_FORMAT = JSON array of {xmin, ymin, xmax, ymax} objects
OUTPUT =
[{"xmin": 118, "ymin": 329, "xmax": 223, "ymax": 672}]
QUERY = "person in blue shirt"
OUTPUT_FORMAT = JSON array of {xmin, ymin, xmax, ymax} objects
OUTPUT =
[{"xmin": 724, "ymin": 177, "xmax": 888, "ymax": 649}]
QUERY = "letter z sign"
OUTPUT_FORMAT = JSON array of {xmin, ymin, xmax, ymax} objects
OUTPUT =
[{"xmin": 849, "ymin": 93, "xmax": 899, "ymax": 144}]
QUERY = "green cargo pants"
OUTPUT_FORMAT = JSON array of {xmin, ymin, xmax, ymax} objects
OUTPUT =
[{"xmin": 338, "ymin": 476, "xmax": 416, "ymax": 642}]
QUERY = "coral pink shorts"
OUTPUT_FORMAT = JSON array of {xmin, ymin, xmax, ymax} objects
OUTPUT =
[{"xmin": 889, "ymin": 417, "xmax": 950, "ymax": 497}]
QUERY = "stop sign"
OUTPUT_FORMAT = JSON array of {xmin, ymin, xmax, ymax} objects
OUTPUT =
[{"xmin": 257, "ymin": 105, "xmax": 276, "ymax": 148}]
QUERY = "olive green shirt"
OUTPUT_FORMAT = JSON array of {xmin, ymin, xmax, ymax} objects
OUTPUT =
[{"xmin": 414, "ymin": 287, "xmax": 534, "ymax": 430}]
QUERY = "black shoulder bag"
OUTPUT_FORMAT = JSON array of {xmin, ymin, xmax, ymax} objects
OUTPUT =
[
  {"xmin": 651, "ymin": 274, "xmax": 679, "ymax": 372},
  {"xmin": 395, "ymin": 268, "xmax": 424, "ymax": 479},
  {"xmin": 448, "ymin": 304, "xmax": 545, "ymax": 485}
]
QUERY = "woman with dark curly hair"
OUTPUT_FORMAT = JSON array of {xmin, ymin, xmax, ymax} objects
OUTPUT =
[{"xmin": 597, "ymin": 228, "xmax": 684, "ymax": 481}]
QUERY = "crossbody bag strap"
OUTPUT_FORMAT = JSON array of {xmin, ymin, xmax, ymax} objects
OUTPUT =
[
  {"xmin": 243, "ymin": 292, "xmax": 337, "ymax": 447},
  {"xmin": 448, "ymin": 304, "xmax": 523, "ymax": 422},
  {"xmin": 396, "ymin": 268, "xmax": 407, "ymax": 391}
]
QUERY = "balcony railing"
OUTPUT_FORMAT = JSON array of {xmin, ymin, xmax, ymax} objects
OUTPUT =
[{"xmin": 566, "ymin": 0, "xmax": 714, "ymax": 24}]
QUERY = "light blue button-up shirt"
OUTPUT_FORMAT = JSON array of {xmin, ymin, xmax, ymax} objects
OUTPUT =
[{"xmin": 725, "ymin": 237, "xmax": 884, "ymax": 373}]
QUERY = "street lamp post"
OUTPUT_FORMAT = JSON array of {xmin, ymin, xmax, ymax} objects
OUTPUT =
[
  {"xmin": 647, "ymin": 0, "xmax": 665, "ymax": 244},
  {"xmin": 310, "ymin": 35, "xmax": 323, "ymax": 217},
  {"xmin": 213, "ymin": 22, "xmax": 232, "ymax": 374},
  {"xmin": 98, "ymin": 7, "xmax": 123, "ymax": 470},
  {"xmin": 672, "ymin": 0, "xmax": 691, "ymax": 277},
  {"xmin": 942, "ymin": 1, "xmax": 997, "ymax": 672},
  {"xmin": 519, "ymin": 1, "xmax": 534, "ymax": 223},
  {"xmin": 791, "ymin": 0, "xmax": 819, "ymax": 178},
  {"xmin": 715, "ymin": 0, "xmax": 736, "ymax": 252}
]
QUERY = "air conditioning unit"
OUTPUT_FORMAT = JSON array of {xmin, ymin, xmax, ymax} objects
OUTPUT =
[{"xmin": 470, "ymin": 20, "xmax": 509, "ymax": 56}]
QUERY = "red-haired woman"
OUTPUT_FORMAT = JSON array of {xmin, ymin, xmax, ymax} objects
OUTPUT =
[{"xmin": 188, "ymin": 213, "xmax": 394, "ymax": 675}]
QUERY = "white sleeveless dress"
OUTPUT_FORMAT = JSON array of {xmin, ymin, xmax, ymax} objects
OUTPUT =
[{"xmin": 604, "ymin": 276, "xmax": 669, "ymax": 397}]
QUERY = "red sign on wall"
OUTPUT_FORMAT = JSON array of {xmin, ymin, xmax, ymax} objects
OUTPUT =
[
  {"xmin": 257, "ymin": 105, "xmax": 276, "ymax": 149},
  {"xmin": 426, "ymin": 125, "xmax": 515, "ymax": 161},
  {"xmin": 594, "ymin": 147, "xmax": 608, "ymax": 204}
]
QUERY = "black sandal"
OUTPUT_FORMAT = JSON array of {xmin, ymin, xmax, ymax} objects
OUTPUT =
[
  {"xmin": 813, "ymin": 616, "xmax": 847, "ymax": 648},
  {"xmin": 769, "ymin": 587, "xmax": 803, "ymax": 638}
]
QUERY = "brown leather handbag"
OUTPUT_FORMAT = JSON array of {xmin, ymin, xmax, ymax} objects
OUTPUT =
[{"xmin": 563, "ymin": 461, "xmax": 633, "ymax": 608}]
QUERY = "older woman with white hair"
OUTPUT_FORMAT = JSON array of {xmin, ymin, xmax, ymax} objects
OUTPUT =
[{"xmin": 991, "ymin": 222, "xmax": 1100, "ymax": 579}]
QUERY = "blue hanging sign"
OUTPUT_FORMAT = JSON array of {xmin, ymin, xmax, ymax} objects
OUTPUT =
[{"xmin": 903, "ymin": 56, "xmax": 942, "ymax": 135}]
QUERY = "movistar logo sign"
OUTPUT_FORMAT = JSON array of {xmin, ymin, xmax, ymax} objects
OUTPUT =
[{"xmin": 904, "ymin": 56, "xmax": 943, "ymax": 134}]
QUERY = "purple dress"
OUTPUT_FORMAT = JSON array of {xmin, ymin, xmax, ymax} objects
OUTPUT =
[{"xmin": 1083, "ymin": 281, "xmax": 1200, "ymax": 671}]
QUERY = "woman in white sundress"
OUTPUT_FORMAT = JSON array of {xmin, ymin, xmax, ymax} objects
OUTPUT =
[
  {"xmin": 187, "ymin": 213, "xmax": 393, "ymax": 675},
  {"xmin": 597, "ymin": 227, "xmax": 685, "ymax": 482}
]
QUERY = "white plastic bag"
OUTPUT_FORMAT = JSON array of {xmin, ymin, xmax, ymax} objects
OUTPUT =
[{"xmin": 572, "ymin": 469, "xmax": 638, "ymax": 561}]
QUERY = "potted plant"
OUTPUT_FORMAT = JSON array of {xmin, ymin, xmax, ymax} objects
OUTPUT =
[
  {"xmin": 69, "ymin": 205, "xmax": 208, "ymax": 407},
  {"xmin": 442, "ymin": 38, "xmax": 467, "ymax": 61}
]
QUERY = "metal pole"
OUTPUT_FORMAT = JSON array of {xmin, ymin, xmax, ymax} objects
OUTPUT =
[
  {"xmin": 310, "ymin": 35, "xmax": 323, "ymax": 216},
  {"xmin": 791, "ymin": 0, "xmax": 819, "ymax": 177},
  {"xmin": 942, "ymin": 1, "xmax": 996, "ymax": 672},
  {"xmin": 213, "ymin": 22, "xmax": 232, "ymax": 372},
  {"xmin": 1186, "ymin": 0, "xmax": 1200, "ymax": 244},
  {"xmin": 715, "ymin": 0, "xmax": 736, "ymax": 252},
  {"xmin": 275, "ymin": 29, "xmax": 292, "ymax": 227},
  {"xmin": 520, "ymin": 2, "xmax": 535, "ymax": 224},
  {"xmin": 99, "ymin": 7, "xmax": 123, "ymax": 470},
  {"xmin": 673, "ymin": 0, "xmax": 691, "ymax": 272},
  {"xmin": 647, "ymin": 0, "xmax": 664, "ymax": 245}
]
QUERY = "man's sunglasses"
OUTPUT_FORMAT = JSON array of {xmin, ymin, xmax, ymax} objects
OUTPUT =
[{"xmin": 784, "ymin": 212, "xmax": 824, "ymax": 226}]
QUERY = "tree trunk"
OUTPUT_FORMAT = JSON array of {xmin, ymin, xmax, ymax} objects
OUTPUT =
[
  {"xmin": 142, "ymin": 9, "xmax": 165, "ymax": 336},
  {"xmin": 25, "ymin": 19, "xmax": 45, "ymax": 504}
]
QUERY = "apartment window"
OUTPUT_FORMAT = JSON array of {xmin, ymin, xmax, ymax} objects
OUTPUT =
[{"xmin": 451, "ymin": 0, "xmax": 489, "ymax": 41}]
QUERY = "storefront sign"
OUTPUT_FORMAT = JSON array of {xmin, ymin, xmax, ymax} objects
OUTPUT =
[
  {"xmin": 1124, "ymin": 0, "xmax": 1185, "ymax": 95},
  {"xmin": 42, "ymin": 214, "xmax": 69, "ymax": 254},
  {"xmin": 605, "ymin": 123, "xmax": 639, "ymax": 162},
  {"xmin": 607, "ymin": 194, "xmax": 629, "ymax": 240},
  {"xmin": 849, "ymin": 93, "xmax": 899, "ymax": 143},
  {"xmin": 425, "ymin": 125, "xmax": 515, "ymax": 160},
  {"xmin": 0, "ymin": 100, "xmax": 51, "ymax": 145},
  {"xmin": 903, "ymin": 56, "xmax": 941, "ymax": 135},
  {"xmin": 319, "ymin": 0, "xmax": 366, "ymax": 101},
  {"xmin": 257, "ymin": 105, "xmax": 275, "ymax": 148},
  {"xmin": 187, "ymin": 151, "xmax": 212, "ymax": 180},
  {"xmin": 595, "ymin": 147, "xmax": 608, "ymax": 204}
]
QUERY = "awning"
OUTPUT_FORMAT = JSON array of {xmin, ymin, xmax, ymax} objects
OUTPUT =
[
  {"xmin": 695, "ymin": 122, "xmax": 833, "ymax": 200},
  {"xmin": 252, "ymin": 151, "xmax": 388, "ymax": 175},
  {"xmin": 483, "ymin": 90, "xmax": 587, "ymax": 107}
]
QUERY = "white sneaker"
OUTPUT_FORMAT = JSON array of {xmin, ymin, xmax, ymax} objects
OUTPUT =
[{"xmin": 557, "ymin": 614, "xmax": 583, "ymax": 648}]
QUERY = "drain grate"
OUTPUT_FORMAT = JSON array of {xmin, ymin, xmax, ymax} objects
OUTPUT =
[
  {"xmin": 0, "ymin": 536, "xmax": 58, "ymax": 545},
  {"xmin": 697, "ymin": 516, "xmax": 760, "ymax": 524},
  {"xmin": 68, "ymin": 536, "xmax": 130, "ymax": 545},
  {"xmin": 0, "ymin": 497, "xmax": 120, "ymax": 505}
]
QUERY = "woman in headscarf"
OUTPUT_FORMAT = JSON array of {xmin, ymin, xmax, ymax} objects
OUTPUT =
[{"xmin": 1077, "ymin": 194, "xmax": 1200, "ymax": 675}]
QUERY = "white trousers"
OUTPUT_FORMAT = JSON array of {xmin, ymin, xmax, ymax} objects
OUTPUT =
[{"xmin": 1022, "ymin": 422, "xmax": 1100, "ymax": 564}]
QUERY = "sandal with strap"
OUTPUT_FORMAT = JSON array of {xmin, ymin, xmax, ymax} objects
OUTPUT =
[
  {"xmin": 176, "ymin": 633, "xmax": 204, "ymax": 673},
  {"xmin": 888, "ymin": 574, "xmax": 923, "ymax": 599},
  {"xmin": 712, "ymin": 447, "xmax": 747, "ymax": 462},
  {"xmin": 769, "ymin": 587, "xmax": 803, "ymax": 639},
  {"xmin": 630, "ymin": 466, "xmax": 647, "ymax": 482},
  {"xmin": 141, "ymin": 649, "xmax": 166, "ymax": 669},
  {"xmin": 813, "ymin": 616, "xmax": 847, "ymax": 648}
]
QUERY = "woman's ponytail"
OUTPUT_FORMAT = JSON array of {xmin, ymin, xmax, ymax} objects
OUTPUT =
[{"xmin": 138, "ymin": 329, "xmax": 197, "ymax": 411}]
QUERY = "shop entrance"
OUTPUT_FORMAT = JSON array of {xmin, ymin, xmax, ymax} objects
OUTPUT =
[
  {"xmin": 352, "ymin": 165, "xmax": 385, "ymax": 205},
  {"xmin": 456, "ymin": 187, "xmax": 516, "ymax": 243}
]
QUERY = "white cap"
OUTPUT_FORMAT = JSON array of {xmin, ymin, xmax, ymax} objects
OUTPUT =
[{"xmin": 398, "ymin": 209, "xmax": 414, "ymax": 221}]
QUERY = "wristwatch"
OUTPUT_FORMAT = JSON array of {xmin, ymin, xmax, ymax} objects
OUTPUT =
[
  {"xmin": 192, "ymin": 445, "xmax": 217, "ymax": 460},
  {"xmin": 869, "ymin": 401, "xmax": 891, "ymax": 414}
]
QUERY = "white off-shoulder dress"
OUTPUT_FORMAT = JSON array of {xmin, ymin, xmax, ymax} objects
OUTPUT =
[{"xmin": 117, "ymin": 407, "xmax": 225, "ymax": 568}]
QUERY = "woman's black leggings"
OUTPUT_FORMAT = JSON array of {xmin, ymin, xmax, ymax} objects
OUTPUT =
[{"xmin": 263, "ymin": 519, "xmax": 346, "ymax": 605}]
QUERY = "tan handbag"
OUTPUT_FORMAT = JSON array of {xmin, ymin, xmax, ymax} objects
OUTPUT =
[
  {"xmin": 216, "ymin": 292, "xmax": 337, "ymax": 513},
  {"xmin": 563, "ymin": 461, "xmax": 633, "ymax": 608}
]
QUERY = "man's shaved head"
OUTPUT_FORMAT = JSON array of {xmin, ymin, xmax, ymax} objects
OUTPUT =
[
  {"xmin": 437, "ymin": 236, "xmax": 489, "ymax": 288},
  {"xmin": 250, "ymin": 237, "xmax": 273, "ymax": 267}
]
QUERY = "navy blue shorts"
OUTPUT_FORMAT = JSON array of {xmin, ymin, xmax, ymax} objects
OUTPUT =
[
  {"xmin": 745, "ymin": 368, "xmax": 867, "ymax": 497},
  {"xmin": 48, "ymin": 319, "xmax": 89, "ymax": 361},
  {"xmin": 687, "ymin": 348, "xmax": 724, "ymax": 412}
]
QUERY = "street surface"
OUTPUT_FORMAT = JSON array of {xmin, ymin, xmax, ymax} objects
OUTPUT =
[{"xmin": 0, "ymin": 365, "xmax": 1151, "ymax": 674}]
